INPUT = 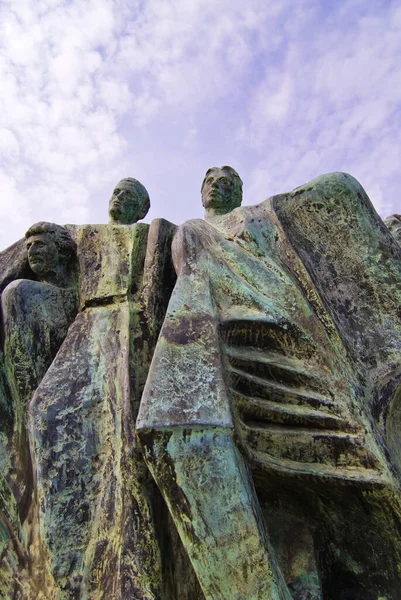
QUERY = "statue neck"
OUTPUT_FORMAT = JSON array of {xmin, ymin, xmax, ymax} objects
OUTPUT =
[
  {"xmin": 204, "ymin": 207, "xmax": 228, "ymax": 220},
  {"xmin": 39, "ymin": 264, "xmax": 72, "ymax": 288}
]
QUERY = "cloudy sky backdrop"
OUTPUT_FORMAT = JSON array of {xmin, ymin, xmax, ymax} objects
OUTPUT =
[{"xmin": 1, "ymin": 0, "xmax": 400, "ymax": 250}]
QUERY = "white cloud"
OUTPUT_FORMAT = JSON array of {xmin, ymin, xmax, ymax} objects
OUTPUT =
[
  {"xmin": 0, "ymin": 172, "xmax": 31, "ymax": 227},
  {"xmin": 239, "ymin": 1, "xmax": 401, "ymax": 220},
  {"xmin": 0, "ymin": 0, "xmax": 400, "ymax": 251},
  {"xmin": 0, "ymin": 129, "xmax": 20, "ymax": 158},
  {"xmin": 0, "ymin": 0, "xmax": 125, "ymax": 245}
]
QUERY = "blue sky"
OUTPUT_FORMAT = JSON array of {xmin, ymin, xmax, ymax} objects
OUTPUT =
[{"xmin": 1, "ymin": 0, "xmax": 400, "ymax": 250}]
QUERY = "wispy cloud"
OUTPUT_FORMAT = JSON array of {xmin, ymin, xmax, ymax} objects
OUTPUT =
[
  {"xmin": 241, "ymin": 1, "xmax": 401, "ymax": 216},
  {"xmin": 0, "ymin": 0, "xmax": 400, "ymax": 249}
]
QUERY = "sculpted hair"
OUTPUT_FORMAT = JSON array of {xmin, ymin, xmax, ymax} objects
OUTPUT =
[
  {"xmin": 25, "ymin": 222, "xmax": 76, "ymax": 261},
  {"xmin": 201, "ymin": 166, "xmax": 243, "ymax": 208}
]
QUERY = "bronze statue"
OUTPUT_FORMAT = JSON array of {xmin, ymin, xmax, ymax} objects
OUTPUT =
[
  {"xmin": 23, "ymin": 178, "xmax": 198, "ymax": 600},
  {"xmin": 137, "ymin": 168, "xmax": 401, "ymax": 600},
  {"xmin": 26, "ymin": 180, "xmax": 158, "ymax": 598},
  {"xmin": 3, "ymin": 168, "xmax": 401, "ymax": 599},
  {"xmin": 0, "ymin": 222, "xmax": 78, "ymax": 599},
  {"xmin": 3, "ymin": 223, "xmax": 78, "ymax": 409},
  {"xmin": 0, "ymin": 179, "xmax": 196, "ymax": 599}
]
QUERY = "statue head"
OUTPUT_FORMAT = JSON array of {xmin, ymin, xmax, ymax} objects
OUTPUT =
[
  {"xmin": 108, "ymin": 178, "xmax": 150, "ymax": 225},
  {"xmin": 384, "ymin": 214, "xmax": 401, "ymax": 246},
  {"xmin": 201, "ymin": 166, "xmax": 243, "ymax": 219},
  {"xmin": 25, "ymin": 222, "xmax": 76, "ymax": 284}
]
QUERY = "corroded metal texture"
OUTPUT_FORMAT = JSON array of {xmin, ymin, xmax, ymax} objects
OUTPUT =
[
  {"xmin": 0, "ymin": 210, "xmax": 201, "ymax": 598},
  {"xmin": 138, "ymin": 172, "xmax": 401, "ymax": 599},
  {"xmin": 2, "ymin": 171, "xmax": 401, "ymax": 599}
]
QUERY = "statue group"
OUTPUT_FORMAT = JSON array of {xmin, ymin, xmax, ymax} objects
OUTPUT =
[{"xmin": 1, "ymin": 168, "xmax": 401, "ymax": 600}]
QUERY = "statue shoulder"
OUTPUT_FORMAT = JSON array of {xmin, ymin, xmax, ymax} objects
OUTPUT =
[{"xmin": 288, "ymin": 171, "xmax": 367, "ymax": 200}]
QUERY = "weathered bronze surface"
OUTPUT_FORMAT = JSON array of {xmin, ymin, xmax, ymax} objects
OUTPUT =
[
  {"xmin": 1, "ymin": 171, "xmax": 401, "ymax": 599},
  {"xmin": 138, "ymin": 170, "xmax": 401, "ymax": 599}
]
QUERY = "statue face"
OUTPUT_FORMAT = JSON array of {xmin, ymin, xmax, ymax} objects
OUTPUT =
[
  {"xmin": 26, "ymin": 234, "xmax": 59, "ymax": 277},
  {"xmin": 202, "ymin": 169, "xmax": 236, "ymax": 214},
  {"xmin": 109, "ymin": 179, "xmax": 146, "ymax": 224}
]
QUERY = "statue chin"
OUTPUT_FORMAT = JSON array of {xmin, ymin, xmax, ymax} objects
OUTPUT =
[
  {"xmin": 108, "ymin": 207, "xmax": 121, "ymax": 221},
  {"xmin": 28, "ymin": 262, "xmax": 46, "ymax": 277}
]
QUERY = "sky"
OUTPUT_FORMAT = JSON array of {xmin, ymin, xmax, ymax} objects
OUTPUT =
[{"xmin": 1, "ymin": 0, "xmax": 401, "ymax": 251}]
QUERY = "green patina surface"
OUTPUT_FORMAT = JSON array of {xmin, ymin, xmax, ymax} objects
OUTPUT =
[
  {"xmin": 1, "ymin": 171, "xmax": 401, "ymax": 598},
  {"xmin": 137, "ymin": 171, "xmax": 401, "ymax": 599},
  {"xmin": 141, "ymin": 426, "xmax": 291, "ymax": 600}
]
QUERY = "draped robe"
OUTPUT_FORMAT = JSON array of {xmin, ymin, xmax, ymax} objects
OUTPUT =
[
  {"xmin": 26, "ymin": 219, "xmax": 200, "ymax": 600},
  {"xmin": 137, "ymin": 173, "xmax": 401, "ymax": 600}
]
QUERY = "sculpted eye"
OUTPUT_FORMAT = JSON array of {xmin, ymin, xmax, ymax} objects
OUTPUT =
[
  {"xmin": 206, "ymin": 177, "xmax": 214, "ymax": 185},
  {"xmin": 113, "ymin": 188, "xmax": 121, "ymax": 195},
  {"xmin": 220, "ymin": 177, "xmax": 230, "ymax": 185}
]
